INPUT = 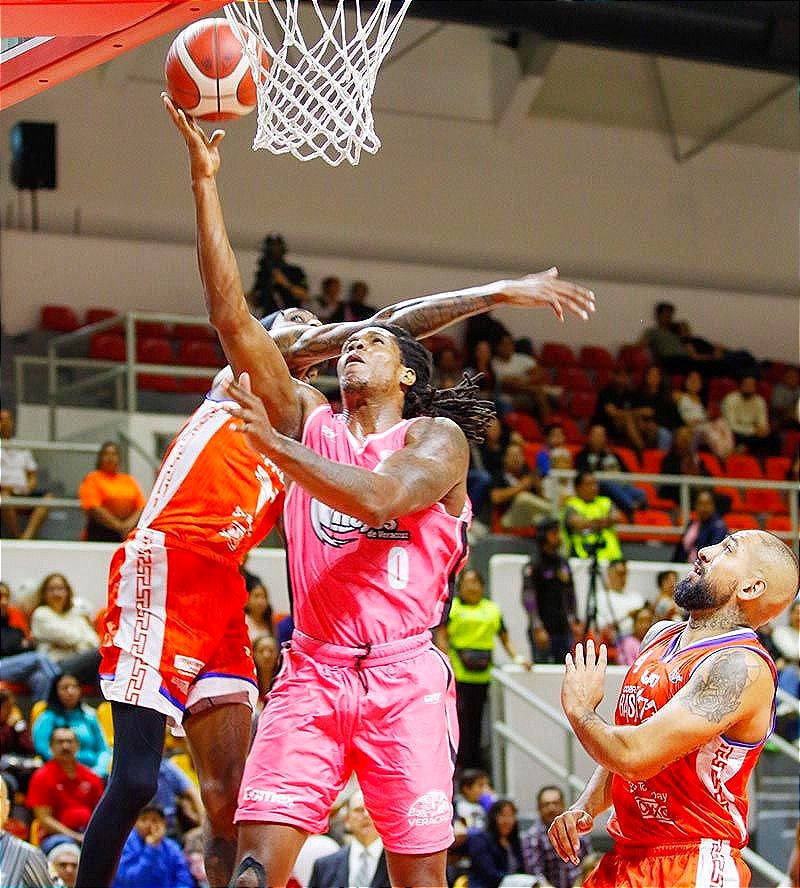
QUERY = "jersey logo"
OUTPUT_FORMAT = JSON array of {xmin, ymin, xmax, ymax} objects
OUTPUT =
[
  {"xmin": 618, "ymin": 684, "xmax": 659, "ymax": 722},
  {"xmin": 310, "ymin": 498, "xmax": 410, "ymax": 548}
]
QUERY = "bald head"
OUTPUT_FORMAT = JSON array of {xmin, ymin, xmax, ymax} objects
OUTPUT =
[{"xmin": 738, "ymin": 531, "xmax": 799, "ymax": 628}]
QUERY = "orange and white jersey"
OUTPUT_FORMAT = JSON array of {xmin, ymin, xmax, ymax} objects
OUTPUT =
[
  {"xmin": 607, "ymin": 621, "xmax": 777, "ymax": 851},
  {"xmin": 137, "ymin": 393, "xmax": 285, "ymax": 564}
]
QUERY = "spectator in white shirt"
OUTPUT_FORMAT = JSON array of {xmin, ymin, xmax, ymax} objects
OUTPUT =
[
  {"xmin": 0, "ymin": 408, "xmax": 50, "ymax": 540},
  {"xmin": 595, "ymin": 559, "xmax": 646, "ymax": 642},
  {"xmin": 721, "ymin": 375, "xmax": 775, "ymax": 459},
  {"xmin": 492, "ymin": 334, "xmax": 551, "ymax": 424}
]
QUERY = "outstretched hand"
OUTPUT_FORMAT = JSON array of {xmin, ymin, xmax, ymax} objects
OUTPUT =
[
  {"xmin": 162, "ymin": 92, "xmax": 225, "ymax": 181},
  {"xmin": 503, "ymin": 268, "xmax": 595, "ymax": 322},
  {"xmin": 562, "ymin": 639, "xmax": 607, "ymax": 716},
  {"xmin": 223, "ymin": 372, "xmax": 279, "ymax": 455}
]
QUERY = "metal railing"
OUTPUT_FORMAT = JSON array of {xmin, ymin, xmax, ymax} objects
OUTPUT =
[{"xmin": 490, "ymin": 665, "xmax": 792, "ymax": 887}]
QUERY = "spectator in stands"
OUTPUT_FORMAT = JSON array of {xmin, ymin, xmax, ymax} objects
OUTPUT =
[
  {"xmin": 592, "ymin": 367, "xmax": 646, "ymax": 452},
  {"xmin": 465, "ymin": 313, "xmax": 510, "ymax": 359},
  {"xmin": 616, "ymin": 604, "xmax": 657, "ymax": 666},
  {"xmin": 657, "ymin": 425, "xmax": 710, "ymax": 505},
  {"xmin": 672, "ymin": 488, "xmax": 728, "ymax": 563},
  {"xmin": 29, "ymin": 573, "xmax": 99, "ymax": 687},
  {"xmin": 0, "ymin": 774, "xmax": 52, "ymax": 888},
  {"xmin": 492, "ymin": 332, "xmax": 551, "ymax": 423},
  {"xmin": 772, "ymin": 599, "xmax": 799, "ymax": 742},
  {"xmin": 490, "ymin": 443, "xmax": 551, "ymax": 530},
  {"xmin": 522, "ymin": 785, "xmax": 592, "ymax": 888},
  {"xmin": 26, "ymin": 726, "xmax": 104, "ymax": 855},
  {"xmin": 249, "ymin": 232, "xmax": 309, "ymax": 316},
  {"xmin": 437, "ymin": 569, "xmax": 529, "ymax": 770},
  {"xmin": 673, "ymin": 371, "xmax": 734, "ymax": 459},
  {"xmin": 771, "ymin": 366, "xmax": 800, "ymax": 430},
  {"xmin": 0, "ymin": 581, "xmax": 59, "ymax": 702},
  {"xmin": 0, "ymin": 407, "xmax": 51, "ymax": 541},
  {"xmin": 653, "ymin": 569, "xmax": 681, "ymax": 620},
  {"xmin": 307, "ymin": 275, "xmax": 343, "ymax": 321},
  {"xmin": 675, "ymin": 319, "xmax": 758, "ymax": 377},
  {"xmin": 252, "ymin": 634, "xmax": 280, "ymax": 720},
  {"xmin": 468, "ymin": 416, "xmax": 513, "ymax": 527},
  {"xmin": 575, "ymin": 425, "xmax": 646, "ymax": 519},
  {"xmin": 432, "ymin": 346, "xmax": 464, "ymax": 390},
  {"xmin": 152, "ymin": 755, "xmax": 204, "ymax": 838},
  {"xmin": 0, "ymin": 688, "xmax": 39, "ymax": 796},
  {"xmin": 32, "ymin": 674, "xmax": 111, "ymax": 778},
  {"xmin": 632, "ymin": 365, "xmax": 680, "ymax": 451},
  {"xmin": 465, "ymin": 340, "xmax": 501, "ymax": 405},
  {"xmin": 47, "ymin": 841, "xmax": 80, "ymax": 887},
  {"xmin": 721, "ymin": 374, "xmax": 774, "ymax": 459},
  {"xmin": 330, "ymin": 280, "xmax": 377, "ymax": 323},
  {"xmin": 563, "ymin": 471, "xmax": 624, "ymax": 562},
  {"xmin": 522, "ymin": 517, "xmax": 578, "ymax": 664},
  {"xmin": 111, "ymin": 804, "xmax": 194, "ymax": 888},
  {"xmin": 542, "ymin": 446, "xmax": 575, "ymax": 509},
  {"xmin": 183, "ymin": 828, "xmax": 210, "ymax": 888},
  {"xmin": 78, "ymin": 442, "xmax": 145, "ymax": 542},
  {"xmin": 454, "ymin": 769, "xmax": 493, "ymax": 831},
  {"xmin": 595, "ymin": 559, "xmax": 646, "ymax": 646},
  {"xmin": 639, "ymin": 301, "xmax": 694, "ymax": 373},
  {"xmin": 467, "ymin": 798, "xmax": 525, "ymax": 888},
  {"xmin": 535, "ymin": 424, "xmax": 565, "ymax": 477},
  {"xmin": 309, "ymin": 789, "xmax": 389, "ymax": 888},
  {"xmin": 243, "ymin": 576, "xmax": 274, "ymax": 643}
]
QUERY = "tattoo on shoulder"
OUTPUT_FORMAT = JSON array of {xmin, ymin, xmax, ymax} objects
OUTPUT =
[{"xmin": 682, "ymin": 649, "xmax": 754, "ymax": 724}]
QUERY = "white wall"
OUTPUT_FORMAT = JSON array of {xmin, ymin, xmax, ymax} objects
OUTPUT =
[
  {"xmin": 0, "ymin": 23, "xmax": 797, "ymax": 349},
  {"xmin": 3, "ymin": 229, "xmax": 798, "ymax": 361}
]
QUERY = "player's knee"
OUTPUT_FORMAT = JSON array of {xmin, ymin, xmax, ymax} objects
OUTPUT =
[
  {"xmin": 200, "ymin": 778, "xmax": 238, "ymax": 833},
  {"xmin": 122, "ymin": 767, "xmax": 160, "ymax": 810}
]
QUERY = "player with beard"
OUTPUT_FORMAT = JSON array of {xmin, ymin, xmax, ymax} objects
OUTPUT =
[{"xmin": 549, "ymin": 530, "xmax": 798, "ymax": 888}]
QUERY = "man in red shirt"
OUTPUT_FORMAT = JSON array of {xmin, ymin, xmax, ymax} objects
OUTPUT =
[{"xmin": 27, "ymin": 727, "xmax": 104, "ymax": 856}]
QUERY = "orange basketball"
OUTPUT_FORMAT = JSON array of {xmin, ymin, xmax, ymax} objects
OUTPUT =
[{"xmin": 164, "ymin": 18, "xmax": 265, "ymax": 121}]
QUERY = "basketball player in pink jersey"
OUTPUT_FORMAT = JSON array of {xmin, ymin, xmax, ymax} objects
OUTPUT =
[
  {"xmin": 75, "ymin": 96, "xmax": 594, "ymax": 888},
  {"xmin": 549, "ymin": 530, "xmax": 798, "ymax": 888}
]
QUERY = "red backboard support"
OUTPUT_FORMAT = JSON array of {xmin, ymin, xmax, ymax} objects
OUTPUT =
[{"xmin": 0, "ymin": 1, "xmax": 225, "ymax": 109}]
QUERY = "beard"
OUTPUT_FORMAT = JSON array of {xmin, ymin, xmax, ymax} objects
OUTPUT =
[{"xmin": 674, "ymin": 574, "xmax": 718, "ymax": 612}]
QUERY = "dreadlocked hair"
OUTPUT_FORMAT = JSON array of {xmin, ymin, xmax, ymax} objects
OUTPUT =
[{"xmin": 371, "ymin": 323, "xmax": 496, "ymax": 443}]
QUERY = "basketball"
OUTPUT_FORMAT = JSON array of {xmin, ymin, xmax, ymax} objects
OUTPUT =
[{"xmin": 164, "ymin": 18, "xmax": 264, "ymax": 121}]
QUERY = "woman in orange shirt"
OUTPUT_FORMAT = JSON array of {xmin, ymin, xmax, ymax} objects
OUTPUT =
[{"xmin": 78, "ymin": 442, "xmax": 145, "ymax": 542}]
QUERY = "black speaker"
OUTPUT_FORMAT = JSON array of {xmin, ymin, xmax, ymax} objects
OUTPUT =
[{"xmin": 10, "ymin": 122, "xmax": 57, "ymax": 190}]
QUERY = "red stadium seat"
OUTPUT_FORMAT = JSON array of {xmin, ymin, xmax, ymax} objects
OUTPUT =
[
  {"xmin": 744, "ymin": 488, "xmax": 787, "ymax": 515},
  {"xmin": 173, "ymin": 322, "xmax": 217, "ymax": 342},
  {"xmin": 766, "ymin": 515, "xmax": 792, "ymax": 533},
  {"xmin": 593, "ymin": 367, "xmax": 612, "ymax": 390},
  {"xmin": 522, "ymin": 442, "xmax": 542, "ymax": 470},
  {"xmin": 725, "ymin": 512, "xmax": 760, "ymax": 531},
  {"xmin": 757, "ymin": 380, "xmax": 772, "ymax": 402},
  {"xmin": 765, "ymin": 456, "xmax": 791, "ymax": 481},
  {"xmin": 714, "ymin": 486, "xmax": 745, "ymax": 511},
  {"xmin": 617, "ymin": 345, "xmax": 651, "ymax": 372},
  {"xmin": 178, "ymin": 339, "xmax": 219, "ymax": 367},
  {"xmin": 579, "ymin": 346, "xmax": 615, "ymax": 370},
  {"xmin": 725, "ymin": 454, "xmax": 763, "ymax": 479},
  {"xmin": 136, "ymin": 337, "xmax": 179, "ymax": 392},
  {"xmin": 782, "ymin": 431, "xmax": 800, "ymax": 458},
  {"xmin": 612, "ymin": 446, "xmax": 640, "ymax": 472},
  {"xmin": 84, "ymin": 307, "xmax": 118, "ymax": 326},
  {"xmin": 89, "ymin": 333, "xmax": 126, "ymax": 361},
  {"xmin": 40, "ymin": 304, "xmax": 80, "ymax": 332},
  {"xmin": 635, "ymin": 481, "xmax": 677, "ymax": 511},
  {"xmin": 135, "ymin": 320, "xmax": 173, "ymax": 340},
  {"xmin": 570, "ymin": 390, "xmax": 597, "ymax": 420},
  {"xmin": 540, "ymin": 342, "xmax": 577, "ymax": 367},
  {"xmin": 505, "ymin": 412, "xmax": 542, "ymax": 442},
  {"xmin": 708, "ymin": 377, "xmax": 737, "ymax": 403},
  {"xmin": 698, "ymin": 452, "xmax": 725, "ymax": 477},
  {"xmin": 640, "ymin": 449, "xmax": 666, "ymax": 475},
  {"xmin": 556, "ymin": 366, "xmax": 592, "ymax": 390},
  {"xmin": 764, "ymin": 362, "xmax": 790, "ymax": 384},
  {"xmin": 621, "ymin": 509, "xmax": 676, "ymax": 543}
]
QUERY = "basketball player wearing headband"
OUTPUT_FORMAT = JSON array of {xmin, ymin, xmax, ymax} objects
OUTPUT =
[
  {"xmin": 549, "ymin": 531, "xmax": 798, "ymax": 888},
  {"xmin": 75, "ymin": 96, "xmax": 593, "ymax": 888}
]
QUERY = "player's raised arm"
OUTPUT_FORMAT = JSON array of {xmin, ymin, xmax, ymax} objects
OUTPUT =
[
  {"xmin": 283, "ymin": 271, "xmax": 595, "ymax": 375},
  {"xmin": 561, "ymin": 639, "xmax": 775, "ymax": 782},
  {"xmin": 162, "ymin": 94, "xmax": 307, "ymax": 438},
  {"xmin": 224, "ymin": 373, "xmax": 469, "ymax": 526}
]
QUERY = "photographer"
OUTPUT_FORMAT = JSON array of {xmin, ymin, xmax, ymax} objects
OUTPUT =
[
  {"xmin": 249, "ymin": 231, "xmax": 309, "ymax": 316},
  {"xmin": 563, "ymin": 471, "xmax": 624, "ymax": 562}
]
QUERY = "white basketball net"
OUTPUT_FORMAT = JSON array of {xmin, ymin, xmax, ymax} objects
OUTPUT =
[{"xmin": 224, "ymin": 0, "xmax": 412, "ymax": 166}]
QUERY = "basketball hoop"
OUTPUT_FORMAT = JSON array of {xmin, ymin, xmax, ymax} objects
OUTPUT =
[{"xmin": 223, "ymin": 0, "xmax": 412, "ymax": 166}]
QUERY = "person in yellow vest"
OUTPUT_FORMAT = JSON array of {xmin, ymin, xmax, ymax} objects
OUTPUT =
[
  {"xmin": 563, "ymin": 471, "xmax": 624, "ymax": 562},
  {"xmin": 436, "ymin": 569, "xmax": 531, "ymax": 770}
]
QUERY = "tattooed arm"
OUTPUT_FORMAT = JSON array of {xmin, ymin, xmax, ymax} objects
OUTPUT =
[
  {"xmin": 281, "ymin": 271, "xmax": 595, "ymax": 375},
  {"xmin": 561, "ymin": 641, "xmax": 775, "ymax": 781}
]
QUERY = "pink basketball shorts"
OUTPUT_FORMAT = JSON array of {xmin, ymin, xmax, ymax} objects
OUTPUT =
[{"xmin": 235, "ymin": 629, "xmax": 459, "ymax": 854}]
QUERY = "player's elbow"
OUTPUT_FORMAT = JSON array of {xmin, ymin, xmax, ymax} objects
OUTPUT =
[{"xmin": 615, "ymin": 748, "xmax": 660, "ymax": 782}]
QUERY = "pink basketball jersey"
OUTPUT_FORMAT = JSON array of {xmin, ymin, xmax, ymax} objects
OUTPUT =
[{"xmin": 283, "ymin": 404, "xmax": 471, "ymax": 646}]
